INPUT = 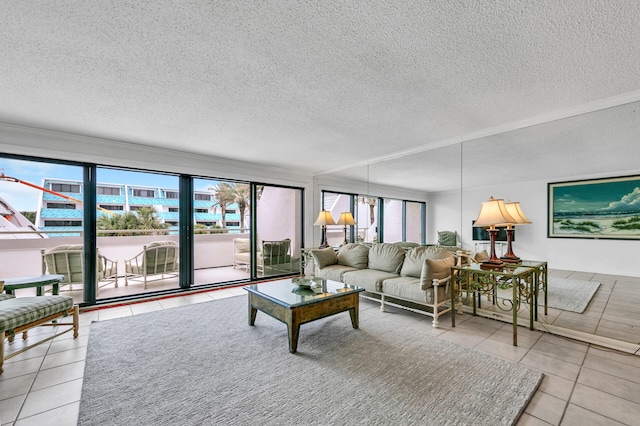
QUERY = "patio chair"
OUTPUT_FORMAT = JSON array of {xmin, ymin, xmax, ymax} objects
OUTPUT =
[
  {"xmin": 41, "ymin": 244, "xmax": 119, "ymax": 294},
  {"xmin": 233, "ymin": 238, "xmax": 262, "ymax": 272},
  {"xmin": 124, "ymin": 241, "xmax": 179, "ymax": 289},
  {"xmin": 257, "ymin": 238, "xmax": 292, "ymax": 274}
]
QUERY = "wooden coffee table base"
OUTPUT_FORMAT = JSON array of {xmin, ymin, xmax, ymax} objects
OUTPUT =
[{"xmin": 248, "ymin": 292, "xmax": 360, "ymax": 353}]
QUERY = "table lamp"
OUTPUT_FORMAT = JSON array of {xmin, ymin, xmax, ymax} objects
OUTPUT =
[
  {"xmin": 336, "ymin": 211, "xmax": 356, "ymax": 246},
  {"xmin": 499, "ymin": 201, "xmax": 532, "ymax": 263},
  {"xmin": 314, "ymin": 210, "xmax": 335, "ymax": 248},
  {"xmin": 473, "ymin": 197, "xmax": 516, "ymax": 269}
]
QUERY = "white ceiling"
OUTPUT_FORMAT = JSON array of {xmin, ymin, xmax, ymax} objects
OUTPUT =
[{"xmin": 1, "ymin": 1, "xmax": 639, "ymax": 192}]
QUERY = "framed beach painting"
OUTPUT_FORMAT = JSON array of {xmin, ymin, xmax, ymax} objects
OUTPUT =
[{"xmin": 548, "ymin": 175, "xmax": 640, "ymax": 240}]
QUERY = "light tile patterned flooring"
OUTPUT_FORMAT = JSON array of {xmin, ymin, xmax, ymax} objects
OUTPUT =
[{"xmin": 1, "ymin": 286, "xmax": 639, "ymax": 425}]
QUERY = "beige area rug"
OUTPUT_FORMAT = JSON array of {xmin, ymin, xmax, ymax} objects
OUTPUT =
[
  {"xmin": 498, "ymin": 277, "xmax": 601, "ymax": 313},
  {"xmin": 79, "ymin": 295, "xmax": 542, "ymax": 425}
]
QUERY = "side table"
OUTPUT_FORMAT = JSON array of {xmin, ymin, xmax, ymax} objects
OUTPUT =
[{"xmin": 2, "ymin": 274, "xmax": 66, "ymax": 296}]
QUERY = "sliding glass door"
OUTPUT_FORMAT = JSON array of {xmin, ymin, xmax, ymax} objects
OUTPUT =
[
  {"xmin": 95, "ymin": 167, "xmax": 179, "ymax": 299},
  {"xmin": 255, "ymin": 185, "xmax": 302, "ymax": 278}
]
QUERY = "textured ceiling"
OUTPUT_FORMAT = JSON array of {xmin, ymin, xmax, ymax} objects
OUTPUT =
[{"xmin": 1, "ymin": 1, "xmax": 639, "ymax": 191}]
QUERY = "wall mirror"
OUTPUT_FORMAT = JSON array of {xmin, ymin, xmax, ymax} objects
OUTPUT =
[{"xmin": 322, "ymin": 100, "xmax": 640, "ymax": 349}]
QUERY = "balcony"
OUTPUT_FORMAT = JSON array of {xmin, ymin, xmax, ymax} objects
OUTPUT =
[{"xmin": 0, "ymin": 230, "xmax": 299, "ymax": 305}]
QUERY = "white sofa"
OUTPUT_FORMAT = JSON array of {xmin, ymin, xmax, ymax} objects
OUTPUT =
[{"xmin": 308, "ymin": 243, "xmax": 458, "ymax": 327}]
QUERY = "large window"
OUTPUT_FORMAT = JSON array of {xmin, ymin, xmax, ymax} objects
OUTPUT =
[
  {"xmin": 192, "ymin": 178, "xmax": 248, "ymax": 286},
  {"xmin": 256, "ymin": 185, "xmax": 302, "ymax": 278},
  {"xmin": 0, "ymin": 158, "xmax": 85, "ymax": 298},
  {"xmin": 321, "ymin": 191, "xmax": 356, "ymax": 247},
  {"xmin": 357, "ymin": 196, "xmax": 379, "ymax": 243},
  {"xmin": 96, "ymin": 168, "xmax": 179, "ymax": 300},
  {"xmin": 324, "ymin": 191, "xmax": 425, "ymax": 245},
  {"xmin": 1, "ymin": 154, "xmax": 303, "ymax": 306}
]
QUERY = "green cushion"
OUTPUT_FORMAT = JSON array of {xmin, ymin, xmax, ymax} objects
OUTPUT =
[
  {"xmin": 437, "ymin": 231, "xmax": 457, "ymax": 246},
  {"xmin": 0, "ymin": 296, "xmax": 74, "ymax": 333}
]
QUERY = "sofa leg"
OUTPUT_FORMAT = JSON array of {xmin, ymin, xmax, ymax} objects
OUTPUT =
[
  {"xmin": 380, "ymin": 295, "xmax": 386, "ymax": 312},
  {"xmin": 432, "ymin": 317, "xmax": 439, "ymax": 328}
]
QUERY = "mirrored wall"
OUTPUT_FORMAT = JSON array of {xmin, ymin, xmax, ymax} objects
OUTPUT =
[{"xmin": 322, "ymin": 101, "xmax": 640, "ymax": 349}]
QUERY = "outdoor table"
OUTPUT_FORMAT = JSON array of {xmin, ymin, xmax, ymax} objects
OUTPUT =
[{"xmin": 2, "ymin": 274, "xmax": 66, "ymax": 296}]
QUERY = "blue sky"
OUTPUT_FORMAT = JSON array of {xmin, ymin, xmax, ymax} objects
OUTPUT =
[
  {"xmin": 552, "ymin": 177, "xmax": 640, "ymax": 213},
  {"xmin": 1, "ymin": 158, "xmax": 221, "ymax": 211}
]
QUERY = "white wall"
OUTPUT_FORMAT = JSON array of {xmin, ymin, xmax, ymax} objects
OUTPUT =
[{"xmin": 432, "ymin": 178, "xmax": 640, "ymax": 278}]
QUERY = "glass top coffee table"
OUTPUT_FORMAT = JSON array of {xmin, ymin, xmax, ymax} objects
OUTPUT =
[{"xmin": 244, "ymin": 278, "xmax": 364, "ymax": 353}]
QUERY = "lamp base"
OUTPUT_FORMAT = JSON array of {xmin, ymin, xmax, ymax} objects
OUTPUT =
[
  {"xmin": 319, "ymin": 242, "xmax": 330, "ymax": 249},
  {"xmin": 480, "ymin": 259, "xmax": 505, "ymax": 270},
  {"xmin": 500, "ymin": 255, "xmax": 521, "ymax": 263}
]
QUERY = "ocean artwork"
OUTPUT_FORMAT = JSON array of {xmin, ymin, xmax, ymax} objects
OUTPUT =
[{"xmin": 548, "ymin": 175, "xmax": 640, "ymax": 240}]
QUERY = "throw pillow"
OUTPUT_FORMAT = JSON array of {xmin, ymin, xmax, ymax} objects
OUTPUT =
[
  {"xmin": 400, "ymin": 246, "xmax": 441, "ymax": 278},
  {"xmin": 310, "ymin": 248, "xmax": 338, "ymax": 269},
  {"xmin": 437, "ymin": 231, "xmax": 457, "ymax": 246},
  {"xmin": 368, "ymin": 243, "xmax": 406, "ymax": 274},
  {"xmin": 420, "ymin": 256, "xmax": 455, "ymax": 290},
  {"xmin": 474, "ymin": 250, "xmax": 489, "ymax": 262},
  {"xmin": 337, "ymin": 243, "xmax": 369, "ymax": 269}
]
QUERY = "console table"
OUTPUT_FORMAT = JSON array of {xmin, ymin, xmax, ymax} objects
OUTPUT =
[{"xmin": 451, "ymin": 263, "xmax": 536, "ymax": 346}]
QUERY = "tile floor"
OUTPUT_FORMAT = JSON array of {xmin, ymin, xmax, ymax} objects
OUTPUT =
[{"xmin": 1, "ymin": 286, "xmax": 639, "ymax": 425}]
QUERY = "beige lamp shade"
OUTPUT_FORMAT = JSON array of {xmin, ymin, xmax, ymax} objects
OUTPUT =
[
  {"xmin": 501, "ymin": 201, "xmax": 532, "ymax": 225},
  {"xmin": 473, "ymin": 197, "xmax": 517, "ymax": 228},
  {"xmin": 336, "ymin": 212, "xmax": 356, "ymax": 226},
  {"xmin": 314, "ymin": 210, "xmax": 335, "ymax": 226}
]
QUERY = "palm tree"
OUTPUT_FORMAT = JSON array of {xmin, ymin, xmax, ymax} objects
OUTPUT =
[
  {"xmin": 231, "ymin": 184, "xmax": 263, "ymax": 233},
  {"xmin": 97, "ymin": 211, "xmax": 141, "ymax": 236},
  {"xmin": 359, "ymin": 196, "xmax": 378, "ymax": 226},
  {"xmin": 97, "ymin": 207, "xmax": 167, "ymax": 236},
  {"xmin": 213, "ymin": 182, "xmax": 236, "ymax": 230},
  {"xmin": 135, "ymin": 206, "xmax": 168, "ymax": 235},
  {"xmin": 233, "ymin": 184, "xmax": 250, "ymax": 232}
]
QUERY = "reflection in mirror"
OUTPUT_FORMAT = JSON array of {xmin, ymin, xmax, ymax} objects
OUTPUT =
[
  {"xmin": 323, "ymin": 101, "xmax": 640, "ymax": 349},
  {"xmin": 461, "ymin": 101, "xmax": 640, "ymax": 348}
]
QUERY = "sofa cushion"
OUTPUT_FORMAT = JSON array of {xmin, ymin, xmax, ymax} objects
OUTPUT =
[
  {"xmin": 233, "ymin": 238, "xmax": 250, "ymax": 253},
  {"xmin": 342, "ymin": 269, "xmax": 400, "ymax": 292},
  {"xmin": 368, "ymin": 243, "xmax": 405, "ymax": 274},
  {"xmin": 420, "ymin": 255, "xmax": 455, "ymax": 290},
  {"xmin": 337, "ymin": 244, "xmax": 369, "ymax": 269},
  {"xmin": 400, "ymin": 246, "xmax": 445, "ymax": 278},
  {"xmin": 310, "ymin": 247, "xmax": 338, "ymax": 269},
  {"xmin": 0, "ymin": 295, "xmax": 74, "ymax": 334},
  {"xmin": 315, "ymin": 264, "xmax": 358, "ymax": 282},
  {"xmin": 381, "ymin": 277, "xmax": 436, "ymax": 304}
]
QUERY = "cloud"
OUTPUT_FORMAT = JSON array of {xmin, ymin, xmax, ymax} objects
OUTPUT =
[
  {"xmin": 0, "ymin": 182, "xmax": 42, "ymax": 211},
  {"xmin": 601, "ymin": 187, "xmax": 640, "ymax": 212}
]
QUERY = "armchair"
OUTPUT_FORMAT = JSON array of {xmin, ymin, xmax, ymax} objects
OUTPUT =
[
  {"xmin": 257, "ymin": 238, "xmax": 292, "ymax": 274},
  {"xmin": 124, "ymin": 241, "xmax": 179, "ymax": 288},
  {"xmin": 233, "ymin": 238, "xmax": 260, "ymax": 272},
  {"xmin": 41, "ymin": 244, "xmax": 119, "ymax": 294}
]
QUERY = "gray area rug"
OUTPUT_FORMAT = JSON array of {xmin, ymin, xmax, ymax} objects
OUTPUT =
[
  {"xmin": 79, "ymin": 295, "xmax": 543, "ymax": 426},
  {"xmin": 499, "ymin": 277, "xmax": 601, "ymax": 313}
]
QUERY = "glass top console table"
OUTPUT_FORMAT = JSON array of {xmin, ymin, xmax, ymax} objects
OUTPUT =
[{"xmin": 451, "ymin": 263, "xmax": 537, "ymax": 346}]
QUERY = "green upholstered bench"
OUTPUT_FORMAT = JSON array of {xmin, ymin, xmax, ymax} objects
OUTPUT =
[{"xmin": 0, "ymin": 293, "xmax": 79, "ymax": 374}]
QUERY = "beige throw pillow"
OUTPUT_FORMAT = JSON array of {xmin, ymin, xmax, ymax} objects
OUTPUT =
[
  {"xmin": 400, "ymin": 246, "xmax": 440, "ymax": 278},
  {"xmin": 420, "ymin": 256, "xmax": 455, "ymax": 289},
  {"xmin": 337, "ymin": 243, "xmax": 369, "ymax": 269},
  {"xmin": 310, "ymin": 248, "xmax": 338, "ymax": 269},
  {"xmin": 368, "ymin": 243, "xmax": 406, "ymax": 274},
  {"xmin": 474, "ymin": 250, "xmax": 489, "ymax": 262}
]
